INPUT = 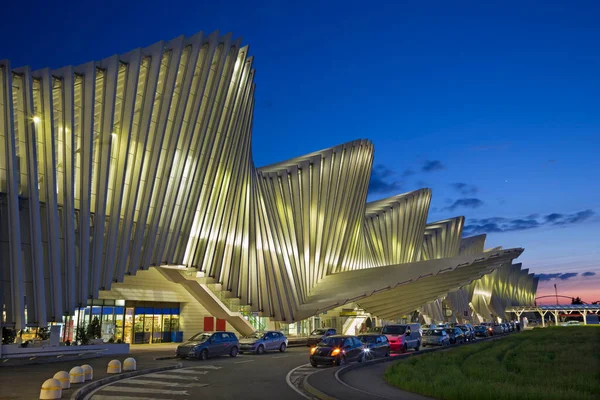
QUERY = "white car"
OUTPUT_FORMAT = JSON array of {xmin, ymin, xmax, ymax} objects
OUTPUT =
[{"xmin": 561, "ymin": 321, "xmax": 581, "ymax": 327}]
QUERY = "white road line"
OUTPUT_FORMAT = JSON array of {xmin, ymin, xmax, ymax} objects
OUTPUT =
[
  {"xmin": 234, "ymin": 359, "xmax": 255, "ymax": 364},
  {"xmin": 122, "ymin": 379, "xmax": 209, "ymax": 388},
  {"xmin": 157, "ymin": 368, "xmax": 207, "ymax": 374},
  {"xmin": 92, "ymin": 396, "xmax": 172, "ymax": 400},
  {"xmin": 187, "ymin": 365, "xmax": 222, "ymax": 370},
  {"xmin": 285, "ymin": 363, "xmax": 316, "ymax": 400},
  {"xmin": 99, "ymin": 386, "xmax": 188, "ymax": 396},
  {"xmin": 145, "ymin": 372, "xmax": 207, "ymax": 380}
]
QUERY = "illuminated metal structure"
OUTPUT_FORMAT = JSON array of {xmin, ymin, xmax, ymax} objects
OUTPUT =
[{"xmin": 0, "ymin": 31, "xmax": 535, "ymax": 334}]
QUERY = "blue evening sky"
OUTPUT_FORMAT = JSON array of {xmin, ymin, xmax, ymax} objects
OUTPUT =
[{"xmin": 1, "ymin": 0, "xmax": 598, "ymax": 300}]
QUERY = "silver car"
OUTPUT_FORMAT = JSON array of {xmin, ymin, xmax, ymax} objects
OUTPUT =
[{"xmin": 239, "ymin": 331, "xmax": 288, "ymax": 354}]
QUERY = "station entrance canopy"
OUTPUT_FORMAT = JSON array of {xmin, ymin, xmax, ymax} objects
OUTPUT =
[{"xmin": 1, "ymin": 31, "xmax": 534, "ymax": 329}]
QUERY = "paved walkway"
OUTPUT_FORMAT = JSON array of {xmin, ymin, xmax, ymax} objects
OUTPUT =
[{"xmin": 0, "ymin": 347, "xmax": 179, "ymax": 400}]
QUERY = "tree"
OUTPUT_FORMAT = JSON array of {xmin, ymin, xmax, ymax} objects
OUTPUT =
[
  {"xmin": 571, "ymin": 297, "xmax": 584, "ymax": 305},
  {"xmin": 76, "ymin": 326, "xmax": 89, "ymax": 345},
  {"xmin": 86, "ymin": 317, "xmax": 102, "ymax": 340}
]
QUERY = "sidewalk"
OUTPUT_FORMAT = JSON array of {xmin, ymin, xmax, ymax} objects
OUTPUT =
[{"xmin": 0, "ymin": 347, "xmax": 179, "ymax": 400}]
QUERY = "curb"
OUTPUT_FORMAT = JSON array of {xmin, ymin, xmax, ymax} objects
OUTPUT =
[
  {"xmin": 70, "ymin": 362, "xmax": 183, "ymax": 400},
  {"xmin": 303, "ymin": 374, "xmax": 337, "ymax": 400}
]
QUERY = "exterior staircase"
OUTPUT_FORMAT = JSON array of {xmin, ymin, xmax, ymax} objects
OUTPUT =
[{"xmin": 156, "ymin": 267, "xmax": 255, "ymax": 336}]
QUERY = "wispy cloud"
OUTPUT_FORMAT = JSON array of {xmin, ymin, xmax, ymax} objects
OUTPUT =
[
  {"xmin": 450, "ymin": 182, "xmax": 478, "ymax": 196},
  {"xmin": 582, "ymin": 271, "xmax": 597, "ymax": 277},
  {"xmin": 422, "ymin": 160, "xmax": 445, "ymax": 173},
  {"xmin": 535, "ymin": 272, "xmax": 579, "ymax": 281},
  {"xmin": 368, "ymin": 164, "xmax": 403, "ymax": 195},
  {"xmin": 402, "ymin": 169, "xmax": 415, "ymax": 178},
  {"xmin": 464, "ymin": 209, "xmax": 596, "ymax": 236},
  {"xmin": 444, "ymin": 198, "xmax": 484, "ymax": 211}
]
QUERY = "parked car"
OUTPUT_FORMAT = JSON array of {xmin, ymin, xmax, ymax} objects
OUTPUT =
[
  {"xmin": 310, "ymin": 335, "xmax": 365, "ymax": 367},
  {"xmin": 492, "ymin": 324, "xmax": 505, "ymax": 335},
  {"xmin": 456, "ymin": 324, "xmax": 475, "ymax": 341},
  {"xmin": 307, "ymin": 328, "xmax": 337, "ymax": 347},
  {"xmin": 239, "ymin": 331, "xmax": 288, "ymax": 354},
  {"xmin": 445, "ymin": 327, "xmax": 466, "ymax": 344},
  {"xmin": 421, "ymin": 329, "xmax": 450, "ymax": 347},
  {"xmin": 382, "ymin": 324, "xmax": 421, "ymax": 352},
  {"xmin": 473, "ymin": 325, "xmax": 489, "ymax": 337},
  {"xmin": 176, "ymin": 331, "xmax": 239, "ymax": 360},
  {"xmin": 357, "ymin": 334, "xmax": 391, "ymax": 359},
  {"xmin": 561, "ymin": 320, "xmax": 581, "ymax": 327},
  {"xmin": 481, "ymin": 322, "xmax": 495, "ymax": 335}
]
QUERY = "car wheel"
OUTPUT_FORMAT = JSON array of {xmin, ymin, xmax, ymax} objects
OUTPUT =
[
  {"xmin": 199, "ymin": 349, "xmax": 208, "ymax": 361},
  {"xmin": 337, "ymin": 356, "xmax": 346, "ymax": 366},
  {"xmin": 279, "ymin": 343, "xmax": 287, "ymax": 353},
  {"xmin": 415, "ymin": 342, "xmax": 420, "ymax": 352},
  {"xmin": 256, "ymin": 345, "xmax": 265, "ymax": 355},
  {"xmin": 384, "ymin": 350, "xmax": 390, "ymax": 357},
  {"xmin": 230, "ymin": 347, "xmax": 239, "ymax": 357},
  {"xmin": 311, "ymin": 363, "xmax": 318, "ymax": 368},
  {"xmin": 401, "ymin": 344, "xmax": 408, "ymax": 353}
]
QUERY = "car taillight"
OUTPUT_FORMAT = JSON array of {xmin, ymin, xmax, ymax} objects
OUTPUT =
[
  {"xmin": 310, "ymin": 347, "xmax": 317, "ymax": 354},
  {"xmin": 331, "ymin": 348, "xmax": 341, "ymax": 356}
]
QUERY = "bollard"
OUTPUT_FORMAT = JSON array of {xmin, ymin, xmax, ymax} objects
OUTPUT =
[
  {"xmin": 69, "ymin": 366, "xmax": 85, "ymax": 384},
  {"xmin": 123, "ymin": 357, "xmax": 136, "ymax": 372},
  {"xmin": 81, "ymin": 364, "xmax": 93, "ymax": 381},
  {"xmin": 107, "ymin": 359, "xmax": 121, "ymax": 374},
  {"xmin": 39, "ymin": 378, "xmax": 62, "ymax": 399},
  {"xmin": 53, "ymin": 371, "xmax": 70, "ymax": 389}
]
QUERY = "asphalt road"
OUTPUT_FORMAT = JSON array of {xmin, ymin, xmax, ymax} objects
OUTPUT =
[{"xmin": 88, "ymin": 346, "xmax": 311, "ymax": 400}]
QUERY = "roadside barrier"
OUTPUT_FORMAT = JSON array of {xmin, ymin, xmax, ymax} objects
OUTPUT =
[
  {"xmin": 123, "ymin": 357, "xmax": 136, "ymax": 371},
  {"xmin": 53, "ymin": 371, "xmax": 70, "ymax": 389},
  {"xmin": 39, "ymin": 378, "xmax": 62, "ymax": 399},
  {"xmin": 107, "ymin": 359, "xmax": 121, "ymax": 374},
  {"xmin": 69, "ymin": 366, "xmax": 85, "ymax": 384},
  {"xmin": 81, "ymin": 364, "xmax": 93, "ymax": 380}
]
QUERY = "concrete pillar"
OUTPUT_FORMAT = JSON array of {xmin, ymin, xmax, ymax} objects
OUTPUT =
[
  {"xmin": 540, "ymin": 311, "xmax": 546, "ymax": 327},
  {"xmin": 582, "ymin": 312, "xmax": 587, "ymax": 325}
]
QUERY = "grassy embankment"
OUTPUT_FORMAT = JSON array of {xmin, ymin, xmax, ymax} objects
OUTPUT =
[{"xmin": 384, "ymin": 326, "xmax": 600, "ymax": 400}]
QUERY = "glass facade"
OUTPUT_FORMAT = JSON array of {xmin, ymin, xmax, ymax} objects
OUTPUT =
[{"xmin": 67, "ymin": 300, "xmax": 182, "ymax": 344}]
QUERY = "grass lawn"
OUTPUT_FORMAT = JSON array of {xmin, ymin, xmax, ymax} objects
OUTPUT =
[{"xmin": 384, "ymin": 326, "xmax": 600, "ymax": 400}]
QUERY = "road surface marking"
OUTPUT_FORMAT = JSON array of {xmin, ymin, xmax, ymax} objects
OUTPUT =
[
  {"xmin": 146, "ymin": 372, "xmax": 207, "ymax": 379},
  {"xmin": 158, "ymin": 368, "xmax": 208, "ymax": 374},
  {"xmin": 285, "ymin": 363, "xmax": 319, "ymax": 400},
  {"xmin": 234, "ymin": 359, "xmax": 255, "ymax": 364},
  {"xmin": 124, "ymin": 379, "xmax": 209, "ymax": 388},
  {"xmin": 187, "ymin": 365, "xmax": 223, "ymax": 370},
  {"xmin": 100, "ymin": 386, "xmax": 188, "ymax": 396},
  {"xmin": 92, "ymin": 396, "xmax": 172, "ymax": 400},
  {"xmin": 272, "ymin": 355, "xmax": 289, "ymax": 359}
]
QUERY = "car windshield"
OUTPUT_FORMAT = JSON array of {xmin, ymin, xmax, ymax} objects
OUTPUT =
[
  {"xmin": 382, "ymin": 326, "xmax": 406, "ymax": 334},
  {"xmin": 475, "ymin": 326, "xmax": 485, "ymax": 331},
  {"xmin": 244, "ymin": 332, "xmax": 265, "ymax": 339},
  {"xmin": 317, "ymin": 337, "xmax": 343, "ymax": 347},
  {"xmin": 444, "ymin": 329, "xmax": 454, "ymax": 334},
  {"xmin": 188, "ymin": 333, "xmax": 212, "ymax": 342},
  {"xmin": 358, "ymin": 335, "xmax": 377, "ymax": 344},
  {"xmin": 423, "ymin": 330, "xmax": 444, "ymax": 336},
  {"xmin": 311, "ymin": 329, "xmax": 327, "ymax": 335}
]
